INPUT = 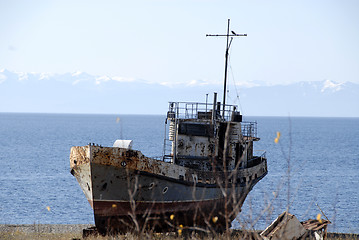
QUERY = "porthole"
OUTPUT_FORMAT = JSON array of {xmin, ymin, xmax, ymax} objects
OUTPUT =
[
  {"xmin": 121, "ymin": 161, "xmax": 127, "ymax": 167},
  {"xmin": 148, "ymin": 182, "xmax": 155, "ymax": 190},
  {"xmin": 163, "ymin": 187, "xmax": 168, "ymax": 194}
]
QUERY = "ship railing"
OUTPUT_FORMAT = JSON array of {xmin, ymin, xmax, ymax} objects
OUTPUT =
[
  {"xmin": 241, "ymin": 121, "xmax": 258, "ymax": 138},
  {"xmin": 247, "ymin": 151, "xmax": 267, "ymax": 168},
  {"xmin": 254, "ymin": 150, "xmax": 266, "ymax": 159},
  {"xmin": 168, "ymin": 101, "xmax": 236, "ymax": 121},
  {"xmin": 153, "ymin": 155, "xmax": 173, "ymax": 163}
]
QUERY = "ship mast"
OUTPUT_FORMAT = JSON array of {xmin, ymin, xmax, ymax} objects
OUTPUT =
[{"xmin": 206, "ymin": 19, "xmax": 247, "ymax": 116}]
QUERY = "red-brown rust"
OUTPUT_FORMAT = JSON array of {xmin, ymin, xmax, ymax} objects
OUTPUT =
[
  {"xmin": 89, "ymin": 146, "xmax": 184, "ymax": 179},
  {"xmin": 91, "ymin": 198, "xmax": 229, "ymax": 216},
  {"xmin": 70, "ymin": 146, "xmax": 90, "ymax": 168},
  {"xmin": 92, "ymin": 198, "xmax": 234, "ymax": 234}
]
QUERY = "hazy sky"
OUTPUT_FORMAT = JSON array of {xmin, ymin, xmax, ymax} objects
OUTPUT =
[{"xmin": 1, "ymin": 0, "xmax": 358, "ymax": 86}]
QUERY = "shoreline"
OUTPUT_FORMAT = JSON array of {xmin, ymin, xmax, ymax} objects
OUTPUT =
[
  {"xmin": 1, "ymin": 224, "xmax": 358, "ymax": 239},
  {"xmin": 0, "ymin": 224, "xmax": 93, "ymax": 234}
]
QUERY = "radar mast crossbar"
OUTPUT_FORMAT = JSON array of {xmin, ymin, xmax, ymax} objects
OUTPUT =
[{"xmin": 206, "ymin": 19, "xmax": 247, "ymax": 116}]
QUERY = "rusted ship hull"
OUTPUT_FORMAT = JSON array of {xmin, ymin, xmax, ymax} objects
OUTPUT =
[
  {"xmin": 70, "ymin": 145, "xmax": 267, "ymax": 233},
  {"xmin": 93, "ymin": 198, "xmax": 237, "ymax": 233}
]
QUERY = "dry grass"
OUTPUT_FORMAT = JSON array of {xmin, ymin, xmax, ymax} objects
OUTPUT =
[
  {"xmin": 0, "ymin": 227, "xmax": 262, "ymax": 240},
  {"xmin": 0, "ymin": 224, "xmax": 89, "ymax": 240},
  {"xmin": 0, "ymin": 231, "xmax": 82, "ymax": 240},
  {"xmin": 1, "ymin": 227, "xmax": 358, "ymax": 240}
]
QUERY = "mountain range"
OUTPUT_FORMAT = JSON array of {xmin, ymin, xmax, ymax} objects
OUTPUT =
[{"xmin": 1, "ymin": 69, "xmax": 358, "ymax": 117}]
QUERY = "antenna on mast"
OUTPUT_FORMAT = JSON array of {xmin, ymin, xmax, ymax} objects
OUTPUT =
[{"xmin": 206, "ymin": 19, "xmax": 247, "ymax": 116}]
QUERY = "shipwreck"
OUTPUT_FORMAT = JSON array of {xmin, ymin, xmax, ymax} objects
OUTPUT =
[{"xmin": 70, "ymin": 19, "xmax": 268, "ymax": 234}]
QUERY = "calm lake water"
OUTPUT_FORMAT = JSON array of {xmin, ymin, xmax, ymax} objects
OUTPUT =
[{"xmin": 0, "ymin": 113, "xmax": 358, "ymax": 233}]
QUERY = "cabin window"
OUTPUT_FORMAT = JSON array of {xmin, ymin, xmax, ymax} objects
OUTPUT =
[
  {"xmin": 163, "ymin": 187, "xmax": 168, "ymax": 194},
  {"xmin": 178, "ymin": 123, "xmax": 213, "ymax": 137},
  {"xmin": 198, "ymin": 111, "xmax": 212, "ymax": 119}
]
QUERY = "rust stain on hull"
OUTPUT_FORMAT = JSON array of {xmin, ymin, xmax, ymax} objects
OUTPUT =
[{"xmin": 92, "ymin": 198, "xmax": 237, "ymax": 234}]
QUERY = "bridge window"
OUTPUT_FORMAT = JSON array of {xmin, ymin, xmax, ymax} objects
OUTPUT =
[{"xmin": 179, "ymin": 123, "xmax": 213, "ymax": 137}]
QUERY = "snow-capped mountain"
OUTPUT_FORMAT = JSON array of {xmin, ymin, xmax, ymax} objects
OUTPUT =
[
  {"xmin": 0, "ymin": 69, "xmax": 358, "ymax": 117},
  {"xmin": 238, "ymin": 80, "xmax": 359, "ymax": 117}
]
